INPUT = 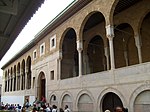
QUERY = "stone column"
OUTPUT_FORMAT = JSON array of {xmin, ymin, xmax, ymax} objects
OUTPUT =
[
  {"xmin": 25, "ymin": 71, "xmax": 28, "ymax": 89},
  {"xmin": 16, "ymin": 72, "xmax": 19, "ymax": 90},
  {"xmin": 9, "ymin": 77, "xmax": 11, "ymax": 91},
  {"xmin": 77, "ymin": 40, "xmax": 83, "ymax": 77},
  {"xmin": 135, "ymin": 34, "xmax": 142, "ymax": 63},
  {"xmin": 7, "ymin": 78, "xmax": 9, "ymax": 92},
  {"xmin": 20, "ymin": 72, "xmax": 23, "ymax": 90},
  {"xmin": 106, "ymin": 25, "xmax": 115, "ymax": 69},
  {"xmin": 104, "ymin": 47, "xmax": 110, "ymax": 70},
  {"xmin": 57, "ymin": 51, "xmax": 62, "ymax": 80},
  {"xmin": 12, "ymin": 75, "xmax": 14, "ymax": 91}
]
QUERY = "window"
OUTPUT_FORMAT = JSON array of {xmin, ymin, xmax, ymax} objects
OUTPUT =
[
  {"xmin": 33, "ymin": 50, "xmax": 37, "ymax": 60},
  {"xmin": 40, "ymin": 43, "xmax": 45, "ymax": 56},
  {"xmin": 50, "ymin": 34, "xmax": 56, "ymax": 50},
  {"xmin": 50, "ymin": 70, "xmax": 54, "ymax": 80},
  {"xmin": 52, "ymin": 38, "xmax": 55, "ymax": 47}
]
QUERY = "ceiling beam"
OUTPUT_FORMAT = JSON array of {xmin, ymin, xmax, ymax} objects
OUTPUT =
[
  {"xmin": 0, "ymin": 0, "xmax": 18, "ymax": 15},
  {"xmin": 0, "ymin": 33, "xmax": 9, "ymax": 40}
]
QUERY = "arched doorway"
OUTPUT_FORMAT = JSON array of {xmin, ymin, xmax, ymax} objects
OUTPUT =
[
  {"xmin": 61, "ymin": 94, "xmax": 73, "ymax": 111},
  {"xmin": 78, "ymin": 93, "xmax": 94, "ymax": 112},
  {"xmin": 102, "ymin": 92, "xmax": 123, "ymax": 112},
  {"xmin": 134, "ymin": 90, "xmax": 150, "ymax": 112},
  {"xmin": 37, "ymin": 72, "xmax": 46, "ymax": 100},
  {"xmin": 141, "ymin": 12, "xmax": 150, "ymax": 63}
]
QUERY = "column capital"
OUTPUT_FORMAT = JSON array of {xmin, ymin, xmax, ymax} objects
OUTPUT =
[
  {"xmin": 77, "ymin": 40, "xmax": 83, "ymax": 51},
  {"xmin": 106, "ymin": 25, "xmax": 114, "ymax": 38}
]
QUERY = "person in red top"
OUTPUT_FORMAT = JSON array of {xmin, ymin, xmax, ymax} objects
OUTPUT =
[{"xmin": 41, "ymin": 96, "xmax": 46, "ymax": 103}]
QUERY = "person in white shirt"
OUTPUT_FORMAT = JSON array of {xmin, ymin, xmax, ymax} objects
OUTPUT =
[
  {"xmin": 64, "ymin": 105, "xmax": 71, "ymax": 112},
  {"xmin": 52, "ymin": 105, "xmax": 57, "ymax": 112}
]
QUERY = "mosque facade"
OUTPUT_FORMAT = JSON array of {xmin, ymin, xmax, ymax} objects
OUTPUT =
[{"xmin": 1, "ymin": 0, "xmax": 150, "ymax": 112}]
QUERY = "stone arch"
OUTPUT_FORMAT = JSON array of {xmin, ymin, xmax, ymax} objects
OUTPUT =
[
  {"xmin": 139, "ymin": 12, "xmax": 150, "ymax": 63},
  {"xmin": 76, "ymin": 90, "xmax": 95, "ymax": 112},
  {"xmin": 129, "ymin": 84, "xmax": 150, "ymax": 112},
  {"xmin": 60, "ymin": 91, "xmax": 73, "ymax": 111},
  {"xmin": 26, "ymin": 56, "xmax": 32, "ymax": 89},
  {"xmin": 137, "ymin": 7, "xmax": 150, "ymax": 34},
  {"xmin": 108, "ymin": 0, "xmax": 119, "ymax": 25},
  {"xmin": 98, "ymin": 87, "xmax": 126, "ymax": 112},
  {"xmin": 59, "ymin": 27, "xmax": 77, "ymax": 50},
  {"xmin": 79, "ymin": 11, "xmax": 106, "ymax": 41},
  {"xmin": 37, "ymin": 71, "xmax": 46, "ymax": 100},
  {"xmin": 60, "ymin": 28, "xmax": 78, "ymax": 79},
  {"xmin": 49, "ymin": 92, "xmax": 58, "ymax": 107},
  {"xmin": 114, "ymin": 23, "xmax": 138, "ymax": 68}
]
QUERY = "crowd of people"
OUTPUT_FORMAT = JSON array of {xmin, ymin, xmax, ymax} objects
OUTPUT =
[
  {"xmin": 0, "ymin": 96, "xmax": 71, "ymax": 112},
  {"xmin": 0, "ymin": 97, "xmax": 127, "ymax": 112}
]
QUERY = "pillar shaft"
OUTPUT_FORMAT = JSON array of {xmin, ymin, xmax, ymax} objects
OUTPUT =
[
  {"xmin": 77, "ymin": 40, "xmax": 83, "ymax": 77},
  {"xmin": 106, "ymin": 25, "xmax": 115, "ymax": 69}
]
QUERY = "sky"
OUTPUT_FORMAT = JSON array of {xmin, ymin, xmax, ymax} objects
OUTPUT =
[{"xmin": 0, "ymin": 0, "xmax": 74, "ymax": 76}]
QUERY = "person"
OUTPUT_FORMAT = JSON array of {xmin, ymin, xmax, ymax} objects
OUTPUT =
[
  {"xmin": 52, "ymin": 105, "xmax": 57, "ymax": 112},
  {"xmin": 59, "ymin": 108, "xmax": 64, "ymax": 112},
  {"xmin": 115, "ymin": 106, "xmax": 124, "ymax": 112},
  {"xmin": 25, "ymin": 99, "xmax": 30, "ymax": 108},
  {"xmin": 64, "ymin": 105, "xmax": 71, "ymax": 112},
  {"xmin": 105, "ymin": 110, "xmax": 111, "ymax": 112},
  {"xmin": 41, "ymin": 96, "xmax": 46, "ymax": 103},
  {"xmin": 45, "ymin": 103, "xmax": 52, "ymax": 112},
  {"xmin": 33, "ymin": 97, "xmax": 38, "ymax": 105}
]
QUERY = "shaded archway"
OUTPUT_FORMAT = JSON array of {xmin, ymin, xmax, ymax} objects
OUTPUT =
[
  {"xmin": 7, "ymin": 69, "xmax": 10, "ymax": 92},
  {"xmin": 61, "ymin": 28, "xmax": 78, "ymax": 79},
  {"xmin": 21, "ymin": 60, "xmax": 25, "ymax": 90},
  {"xmin": 82, "ymin": 11, "xmax": 106, "ymax": 74},
  {"xmin": 134, "ymin": 90, "xmax": 150, "ymax": 112},
  {"xmin": 5, "ymin": 71, "xmax": 7, "ymax": 92},
  {"xmin": 141, "ymin": 12, "xmax": 150, "ymax": 63},
  {"xmin": 77, "ymin": 93, "xmax": 94, "ymax": 112},
  {"xmin": 13, "ymin": 65, "xmax": 16, "ymax": 91},
  {"xmin": 17, "ymin": 62, "xmax": 20, "ymax": 90},
  {"xmin": 37, "ymin": 71, "xmax": 46, "ymax": 100},
  {"xmin": 102, "ymin": 92, "xmax": 123, "ymax": 112},
  {"xmin": 26, "ymin": 56, "xmax": 32, "ymax": 89},
  {"xmin": 61, "ymin": 94, "xmax": 73, "ymax": 111},
  {"xmin": 86, "ymin": 35, "xmax": 105, "ymax": 73},
  {"xmin": 114, "ymin": 23, "xmax": 138, "ymax": 68}
]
